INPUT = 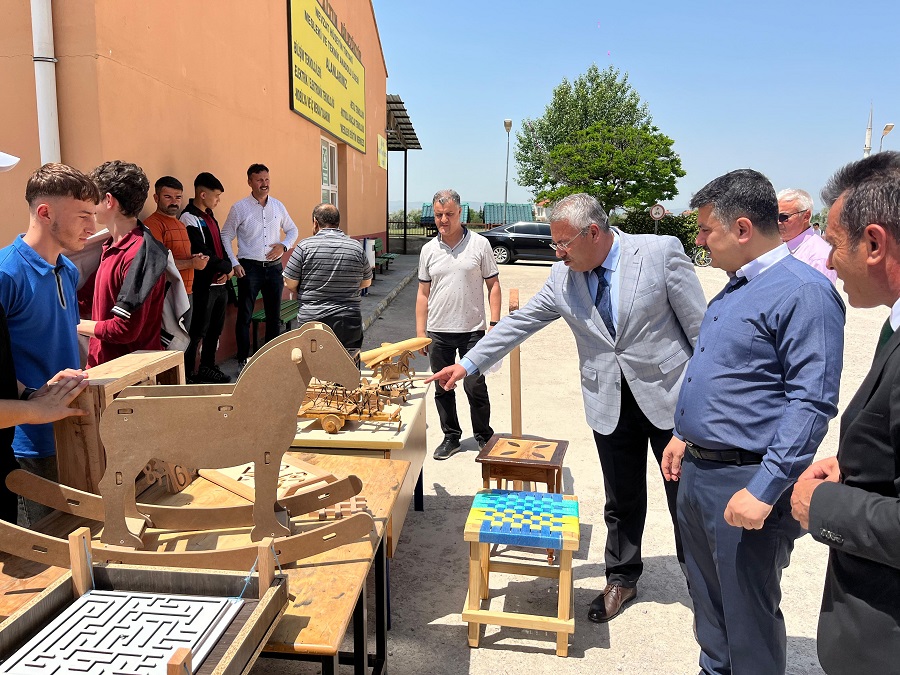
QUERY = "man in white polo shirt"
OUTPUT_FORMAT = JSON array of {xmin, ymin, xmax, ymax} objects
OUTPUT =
[{"xmin": 416, "ymin": 189, "xmax": 501, "ymax": 460}]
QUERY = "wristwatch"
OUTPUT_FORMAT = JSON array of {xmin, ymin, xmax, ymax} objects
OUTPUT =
[{"xmin": 20, "ymin": 387, "xmax": 37, "ymax": 401}]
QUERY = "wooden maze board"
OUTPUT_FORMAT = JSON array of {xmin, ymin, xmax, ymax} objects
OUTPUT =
[
  {"xmin": 198, "ymin": 454, "xmax": 335, "ymax": 503},
  {"xmin": 0, "ymin": 590, "xmax": 243, "ymax": 674}
]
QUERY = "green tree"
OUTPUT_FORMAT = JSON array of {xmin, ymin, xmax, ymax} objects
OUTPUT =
[
  {"xmin": 810, "ymin": 207, "xmax": 829, "ymax": 225},
  {"xmin": 618, "ymin": 209, "xmax": 698, "ymax": 252},
  {"xmin": 516, "ymin": 64, "xmax": 651, "ymax": 194},
  {"xmin": 389, "ymin": 208, "xmax": 421, "ymax": 224},
  {"xmin": 537, "ymin": 122, "xmax": 684, "ymax": 211},
  {"xmin": 516, "ymin": 64, "xmax": 684, "ymax": 213}
]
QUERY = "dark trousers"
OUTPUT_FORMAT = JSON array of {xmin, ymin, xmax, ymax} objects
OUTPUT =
[
  {"xmin": 186, "ymin": 285, "xmax": 227, "ymax": 374},
  {"xmin": 0, "ymin": 451, "xmax": 19, "ymax": 524},
  {"xmin": 592, "ymin": 378, "xmax": 682, "ymax": 587},
  {"xmin": 427, "ymin": 331, "xmax": 493, "ymax": 441},
  {"xmin": 302, "ymin": 309, "xmax": 363, "ymax": 351},
  {"xmin": 235, "ymin": 260, "xmax": 284, "ymax": 361},
  {"xmin": 678, "ymin": 454, "xmax": 801, "ymax": 675}
]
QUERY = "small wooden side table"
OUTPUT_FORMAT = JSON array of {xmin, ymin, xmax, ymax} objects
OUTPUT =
[{"xmin": 476, "ymin": 433, "xmax": 569, "ymax": 493}]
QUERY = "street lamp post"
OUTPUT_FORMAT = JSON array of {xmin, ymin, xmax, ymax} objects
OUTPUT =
[
  {"xmin": 503, "ymin": 119, "xmax": 512, "ymax": 227},
  {"xmin": 880, "ymin": 123, "xmax": 895, "ymax": 152}
]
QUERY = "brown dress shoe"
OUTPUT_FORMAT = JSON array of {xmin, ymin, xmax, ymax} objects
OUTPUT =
[{"xmin": 587, "ymin": 583, "xmax": 637, "ymax": 623}]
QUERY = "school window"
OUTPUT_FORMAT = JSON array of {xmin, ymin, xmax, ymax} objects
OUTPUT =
[{"xmin": 321, "ymin": 138, "xmax": 338, "ymax": 205}]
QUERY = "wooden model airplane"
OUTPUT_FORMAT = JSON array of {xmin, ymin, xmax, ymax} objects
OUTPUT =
[{"xmin": 296, "ymin": 336, "xmax": 432, "ymax": 432}]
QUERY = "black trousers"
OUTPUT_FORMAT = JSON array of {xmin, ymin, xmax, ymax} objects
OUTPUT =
[
  {"xmin": 300, "ymin": 309, "xmax": 363, "ymax": 351},
  {"xmin": 427, "ymin": 331, "xmax": 493, "ymax": 442},
  {"xmin": 235, "ymin": 260, "xmax": 284, "ymax": 361},
  {"xmin": 186, "ymin": 284, "xmax": 228, "ymax": 374},
  {"xmin": 592, "ymin": 378, "xmax": 683, "ymax": 587}
]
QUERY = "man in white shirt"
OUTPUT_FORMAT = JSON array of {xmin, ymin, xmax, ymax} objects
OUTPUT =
[
  {"xmin": 416, "ymin": 189, "xmax": 501, "ymax": 459},
  {"xmin": 220, "ymin": 163, "xmax": 298, "ymax": 367},
  {"xmin": 777, "ymin": 188, "xmax": 837, "ymax": 283}
]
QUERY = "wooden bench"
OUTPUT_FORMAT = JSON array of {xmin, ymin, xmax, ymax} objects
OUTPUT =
[
  {"xmin": 229, "ymin": 277, "xmax": 300, "ymax": 352},
  {"xmin": 251, "ymin": 299, "xmax": 299, "ymax": 352},
  {"xmin": 373, "ymin": 237, "xmax": 395, "ymax": 273}
]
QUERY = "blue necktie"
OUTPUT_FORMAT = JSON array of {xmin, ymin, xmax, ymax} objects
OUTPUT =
[{"xmin": 595, "ymin": 269, "xmax": 615, "ymax": 339}]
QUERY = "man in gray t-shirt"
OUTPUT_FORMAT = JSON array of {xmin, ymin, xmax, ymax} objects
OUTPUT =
[
  {"xmin": 283, "ymin": 203, "xmax": 372, "ymax": 350},
  {"xmin": 416, "ymin": 189, "xmax": 501, "ymax": 460}
]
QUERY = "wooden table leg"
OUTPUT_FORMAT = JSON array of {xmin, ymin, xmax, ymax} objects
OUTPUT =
[
  {"xmin": 480, "ymin": 542, "xmax": 490, "ymax": 600},
  {"xmin": 374, "ymin": 537, "xmax": 388, "ymax": 669},
  {"xmin": 353, "ymin": 588, "xmax": 368, "ymax": 675},
  {"xmin": 467, "ymin": 542, "xmax": 482, "ymax": 647},
  {"xmin": 556, "ymin": 549, "xmax": 573, "ymax": 657}
]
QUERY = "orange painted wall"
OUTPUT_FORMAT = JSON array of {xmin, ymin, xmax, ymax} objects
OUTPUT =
[{"xmin": 0, "ymin": 0, "xmax": 388, "ymax": 246}]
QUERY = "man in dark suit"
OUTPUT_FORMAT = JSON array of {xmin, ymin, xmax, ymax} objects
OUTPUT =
[{"xmin": 791, "ymin": 151, "xmax": 900, "ymax": 674}]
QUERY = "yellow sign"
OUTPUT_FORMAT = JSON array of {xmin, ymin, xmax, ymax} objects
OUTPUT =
[
  {"xmin": 289, "ymin": 0, "xmax": 366, "ymax": 152},
  {"xmin": 377, "ymin": 134, "xmax": 387, "ymax": 169}
]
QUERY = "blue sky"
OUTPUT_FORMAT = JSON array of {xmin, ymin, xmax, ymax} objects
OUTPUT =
[{"xmin": 374, "ymin": 0, "xmax": 900, "ymax": 213}]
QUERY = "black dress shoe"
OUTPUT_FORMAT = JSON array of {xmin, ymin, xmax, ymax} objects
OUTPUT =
[
  {"xmin": 587, "ymin": 583, "xmax": 637, "ymax": 623},
  {"xmin": 433, "ymin": 437, "xmax": 462, "ymax": 460}
]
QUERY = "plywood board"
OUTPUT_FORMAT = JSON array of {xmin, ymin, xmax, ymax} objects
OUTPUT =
[{"xmin": 0, "ymin": 590, "xmax": 242, "ymax": 674}]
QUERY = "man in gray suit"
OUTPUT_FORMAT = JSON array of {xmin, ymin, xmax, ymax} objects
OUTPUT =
[{"xmin": 427, "ymin": 193, "xmax": 706, "ymax": 622}]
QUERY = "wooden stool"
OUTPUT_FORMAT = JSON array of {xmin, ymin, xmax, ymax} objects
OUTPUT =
[
  {"xmin": 476, "ymin": 433, "xmax": 569, "ymax": 493},
  {"xmin": 462, "ymin": 489, "xmax": 580, "ymax": 657}
]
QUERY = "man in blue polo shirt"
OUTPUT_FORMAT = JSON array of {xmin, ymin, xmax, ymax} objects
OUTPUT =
[{"xmin": 0, "ymin": 163, "xmax": 99, "ymax": 525}]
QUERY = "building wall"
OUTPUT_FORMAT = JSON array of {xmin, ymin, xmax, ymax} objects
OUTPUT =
[{"xmin": 0, "ymin": 0, "xmax": 388, "ymax": 245}]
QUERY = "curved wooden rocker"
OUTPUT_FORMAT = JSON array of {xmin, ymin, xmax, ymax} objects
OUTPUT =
[
  {"xmin": 0, "ymin": 511, "xmax": 375, "ymax": 571},
  {"xmin": 97, "ymin": 323, "xmax": 360, "ymax": 548},
  {"xmin": 5, "ymin": 470, "xmax": 365, "ymax": 531}
]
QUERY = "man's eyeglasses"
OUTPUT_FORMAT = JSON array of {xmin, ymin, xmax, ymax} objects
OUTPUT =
[
  {"xmin": 778, "ymin": 209, "xmax": 808, "ymax": 223},
  {"xmin": 549, "ymin": 228, "xmax": 589, "ymax": 252}
]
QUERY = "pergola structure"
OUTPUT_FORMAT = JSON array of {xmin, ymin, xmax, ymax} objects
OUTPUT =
[{"xmin": 386, "ymin": 94, "xmax": 422, "ymax": 254}]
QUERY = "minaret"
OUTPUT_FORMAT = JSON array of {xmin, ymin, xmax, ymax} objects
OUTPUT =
[{"xmin": 864, "ymin": 103, "xmax": 873, "ymax": 158}]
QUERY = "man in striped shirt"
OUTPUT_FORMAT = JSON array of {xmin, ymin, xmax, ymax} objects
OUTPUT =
[
  {"xmin": 220, "ymin": 164, "xmax": 298, "ymax": 367},
  {"xmin": 283, "ymin": 203, "xmax": 372, "ymax": 351}
]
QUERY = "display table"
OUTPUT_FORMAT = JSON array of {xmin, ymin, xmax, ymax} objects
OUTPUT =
[
  {"xmin": 292, "ymin": 381, "xmax": 430, "ymax": 557},
  {"xmin": 0, "ymin": 453, "xmax": 409, "ymax": 675}
]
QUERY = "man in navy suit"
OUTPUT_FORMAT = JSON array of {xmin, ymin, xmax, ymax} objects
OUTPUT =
[
  {"xmin": 427, "ymin": 193, "xmax": 706, "ymax": 622},
  {"xmin": 791, "ymin": 151, "xmax": 900, "ymax": 674}
]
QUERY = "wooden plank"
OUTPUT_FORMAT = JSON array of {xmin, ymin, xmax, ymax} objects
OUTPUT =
[
  {"xmin": 488, "ymin": 560, "xmax": 561, "ymax": 580},
  {"xmin": 467, "ymin": 543, "xmax": 481, "ymax": 647},
  {"xmin": 0, "ymin": 573, "xmax": 73, "ymax": 658},
  {"xmin": 461, "ymin": 608, "xmax": 574, "ymax": 634},
  {"xmin": 556, "ymin": 550, "xmax": 573, "ymax": 657},
  {"xmin": 168, "ymin": 647, "xmax": 192, "ymax": 675},
  {"xmin": 509, "ymin": 289, "xmax": 522, "ymax": 436},
  {"xmin": 67, "ymin": 527, "xmax": 93, "ymax": 598}
]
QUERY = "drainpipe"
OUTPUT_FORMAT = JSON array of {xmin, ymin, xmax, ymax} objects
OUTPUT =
[{"xmin": 30, "ymin": 0, "xmax": 61, "ymax": 164}]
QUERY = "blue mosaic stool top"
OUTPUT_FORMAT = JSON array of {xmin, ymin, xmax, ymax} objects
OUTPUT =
[{"xmin": 464, "ymin": 489, "xmax": 580, "ymax": 550}]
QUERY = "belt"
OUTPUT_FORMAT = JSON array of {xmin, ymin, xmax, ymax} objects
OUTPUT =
[
  {"xmin": 239, "ymin": 258, "xmax": 282, "ymax": 268},
  {"xmin": 685, "ymin": 440, "xmax": 762, "ymax": 466}
]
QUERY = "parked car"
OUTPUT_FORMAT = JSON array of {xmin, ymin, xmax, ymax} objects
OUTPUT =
[{"xmin": 481, "ymin": 221, "xmax": 555, "ymax": 264}]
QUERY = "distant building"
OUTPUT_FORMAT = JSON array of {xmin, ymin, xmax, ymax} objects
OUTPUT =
[{"xmin": 482, "ymin": 203, "xmax": 534, "ymax": 226}]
